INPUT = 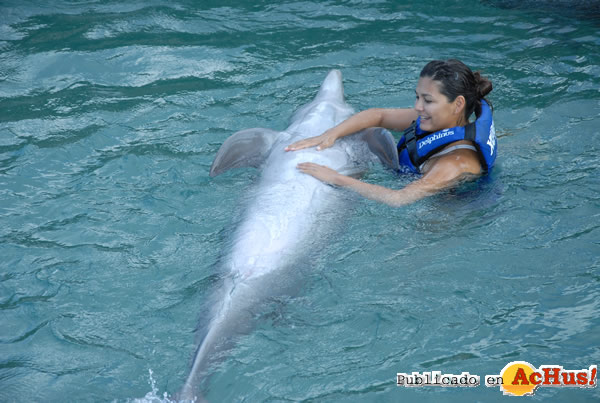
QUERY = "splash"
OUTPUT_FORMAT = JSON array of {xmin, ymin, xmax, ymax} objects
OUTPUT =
[{"xmin": 127, "ymin": 369, "xmax": 196, "ymax": 403}]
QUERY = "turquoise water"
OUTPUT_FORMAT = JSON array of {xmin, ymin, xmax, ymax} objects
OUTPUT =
[{"xmin": 1, "ymin": 1, "xmax": 599, "ymax": 402}]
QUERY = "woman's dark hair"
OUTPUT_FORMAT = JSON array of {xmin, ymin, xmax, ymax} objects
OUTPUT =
[{"xmin": 420, "ymin": 59, "xmax": 493, "ymax": 120}]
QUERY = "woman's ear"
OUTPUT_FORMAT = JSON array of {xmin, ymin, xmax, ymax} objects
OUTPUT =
[{"xmin": 454, "ymin": 95, "xmax": 466, "ymax": 115}]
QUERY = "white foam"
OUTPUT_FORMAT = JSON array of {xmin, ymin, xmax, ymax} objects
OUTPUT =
[{"xmin": 127, "ymin": 369, "xmax": 186, "ymax": 403}]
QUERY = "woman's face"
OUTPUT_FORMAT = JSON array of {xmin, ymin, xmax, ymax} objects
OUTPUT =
[{"xmin": 414, "ymin": 76, "xmax": 463, "ymax": 132}]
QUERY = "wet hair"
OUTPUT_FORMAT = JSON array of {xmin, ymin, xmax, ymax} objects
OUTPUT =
[{"xmin": 420, "ymin": 59, "xmax": 493, "ymax": 120}]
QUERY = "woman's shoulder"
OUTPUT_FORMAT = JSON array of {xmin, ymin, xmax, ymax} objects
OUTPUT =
[{"xmin": 422, "ymin": 142, "xmax": 482, "ymax": 176}]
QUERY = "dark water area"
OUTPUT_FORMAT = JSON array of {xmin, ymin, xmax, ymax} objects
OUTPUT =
[{"xmin": 485, "ymin": 0, "xmax": 600, "ymax": 19}]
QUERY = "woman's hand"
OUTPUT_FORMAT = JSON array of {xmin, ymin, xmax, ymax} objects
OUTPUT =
[
  {"xmin": 285, "ymin": 131, "xmax": 337, "ymax": 152},
  {"xmin": 296, "ymin": 162, "xmax": 345, "ymax": 185}
]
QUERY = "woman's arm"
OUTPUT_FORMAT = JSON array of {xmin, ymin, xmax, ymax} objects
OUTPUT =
[
  {"xmin": 297, "ymin": 148, "xmax": 481, "ymax": 207},
  {"xmin": 285, "ymin": 108, "xmax": 417, "ymax": 151}
]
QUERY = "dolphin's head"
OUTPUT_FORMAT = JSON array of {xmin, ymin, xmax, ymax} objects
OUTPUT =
[
  {"xmin": 315, "ymin": 69, "xmax": 344, "ymax": 102},
  {"xmin": 288, "ymin": 69, "xmax": 351, "ymax": 131}
]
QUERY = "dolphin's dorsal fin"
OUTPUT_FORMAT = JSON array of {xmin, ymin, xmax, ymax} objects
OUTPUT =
[
  {"xmin": 360, "ymin": 128, "xmax": 400, "ymax": 171},
  {"xmin": 209, "ymin": 128, "xmax": 279, "ymax": 177}
]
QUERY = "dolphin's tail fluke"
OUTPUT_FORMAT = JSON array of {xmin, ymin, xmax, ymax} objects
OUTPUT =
[{"xmin": 177, "ymin": 278, "xmax": 262, "ymax": 401}]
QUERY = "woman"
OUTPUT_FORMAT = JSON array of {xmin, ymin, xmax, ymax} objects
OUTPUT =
[{"xmin": 285, "ymin": 59, "xmax": 496, "ymax": 207}]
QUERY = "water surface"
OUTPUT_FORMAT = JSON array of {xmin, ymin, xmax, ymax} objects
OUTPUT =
[{"xmin": 1, "ymin": 1, "xmax": 599, "ymax": 402}]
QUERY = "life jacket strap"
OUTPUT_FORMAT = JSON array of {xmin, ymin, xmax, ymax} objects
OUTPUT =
[
  {"xmin": 403, "ymin": 122, "xmax": 421, "ymax": 168},
  {"xmin": 464, "ymin": 122, "xmax": 476, "ymax": 142}
]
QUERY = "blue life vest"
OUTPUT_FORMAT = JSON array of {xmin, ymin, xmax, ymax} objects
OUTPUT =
[{"xmin": 397, "ymin": 99, "xmax": 496, "ymax": 174}]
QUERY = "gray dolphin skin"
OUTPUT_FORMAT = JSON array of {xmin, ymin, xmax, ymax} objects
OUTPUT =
[{"xmin": 178, "ymin": 70, "xmax": 399, "ymax": 400}]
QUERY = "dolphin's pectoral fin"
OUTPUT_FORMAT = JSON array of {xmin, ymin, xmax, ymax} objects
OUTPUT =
[
  {"xmin": 209, "ymin": 128, "xmax": 279, "ymax": 177},
  {"xmin": 361, "ymin": 128, "xmax": 400, "ymax": 171}
]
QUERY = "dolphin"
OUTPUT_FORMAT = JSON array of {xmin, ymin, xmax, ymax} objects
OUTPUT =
[{"xmin": 178, "ymin": 69, "xmax": 399, "ymax": 400}]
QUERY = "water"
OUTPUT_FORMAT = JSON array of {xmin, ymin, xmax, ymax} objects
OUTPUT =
[{"xmin": 1, "ymin": 1, "xmax": 599, "ymax": 402}]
